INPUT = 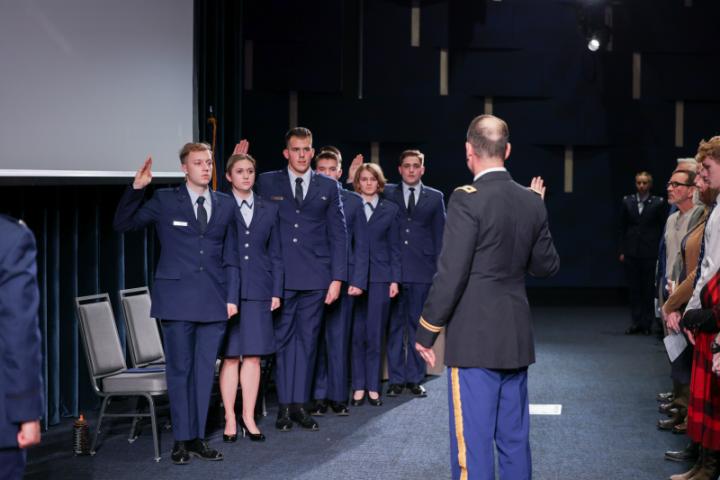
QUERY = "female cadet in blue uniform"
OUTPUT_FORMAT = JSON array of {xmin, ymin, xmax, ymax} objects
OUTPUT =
[
  {"xmin": 349, "ymin": 163, "xmax": 401, "ymax": 406},
  {"xmin": 220, "ymin": 153, "xmax": 283, "ymax": 442}
]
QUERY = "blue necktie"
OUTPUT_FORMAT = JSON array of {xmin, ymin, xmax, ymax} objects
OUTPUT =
[{"xmin": 196, "ymin": 197, "xmax": 208, "ymax": 232}]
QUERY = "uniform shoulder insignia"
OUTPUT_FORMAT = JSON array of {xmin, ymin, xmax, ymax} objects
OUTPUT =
[{"xmin": 454, "ymin": 185, "xmax": 477, "ymax": 193}]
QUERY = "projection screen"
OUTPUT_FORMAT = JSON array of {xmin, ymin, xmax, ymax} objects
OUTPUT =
[{"xmin": 0, "ymin": 0, "xmax": 194, "ymax": 181}]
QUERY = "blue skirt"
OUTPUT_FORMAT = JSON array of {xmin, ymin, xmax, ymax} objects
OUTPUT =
[{"xmin": 223, "ymin": 300, "xmax": 276, "ymax": 356}]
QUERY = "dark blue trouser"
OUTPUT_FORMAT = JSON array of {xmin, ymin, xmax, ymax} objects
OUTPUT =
[
  {"xmin": 275, "ymin": 290, "xmax": 325, "ymax": 404},
  {"xmin": 161, "ymin": 320, "xmax": 226, "ymax": 441},
  {"xmin": 313, "ymin": 291, "xmax": 354, "ymax": 403},
  {"xmin": 448, "ymin": 367, "xmax": 531, "ymax": 480},
  {"xmin": 0, "ymin": 449, "xmax": 25, "ymax": 480},
  {"xmin": 388, "ymin": 283, "xmax": 430, "ymax": 384},
  {"xmin": 352, "ymin": 282, "xmax": 390, "ymax": 392}
]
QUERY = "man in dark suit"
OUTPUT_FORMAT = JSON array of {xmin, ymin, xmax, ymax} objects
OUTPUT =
[
  {"xmin": 415, "ymin": 114, "xmax": 559, "ymax": 480},
  {"xmin": 255, "ymin": 128, "xmax": 348, "ymax": 431},
  {"xmin": 619, "ymin": 171, "xmax": 667, "ymax": 335},
  {"xmin": 382, "ymin": 150, "xmax": 446, "ymax": 397},
  {"xmin": 114, "ymin": 143, "xmax": 238, "ymax": 464},
  {"xmin": 0, "ymin": 215, "xmax": 43, "ymax": 480},
  {"xmin": 311, "ymin": 149, "xmax": 368, "ymax": 416}
]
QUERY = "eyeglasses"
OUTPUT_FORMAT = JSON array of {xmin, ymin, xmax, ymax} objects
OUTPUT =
[{"xmin": 666, "ymin": 181, "xmax": 693, "ymax": 188}]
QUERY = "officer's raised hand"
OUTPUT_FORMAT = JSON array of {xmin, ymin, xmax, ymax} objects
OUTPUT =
[{"xmin": 133, "ymin": 156, "xmax": 153, "ymax": 189}]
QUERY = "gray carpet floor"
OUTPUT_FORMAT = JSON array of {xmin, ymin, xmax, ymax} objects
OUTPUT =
[{"xmin": 25, "ymin": 306, "xmax": 691, "ymax": 479}]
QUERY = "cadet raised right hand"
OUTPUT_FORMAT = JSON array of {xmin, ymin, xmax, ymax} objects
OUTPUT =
[{"xmin": 133, "ymin": 156, "xmax": 153, "ymax": 190}]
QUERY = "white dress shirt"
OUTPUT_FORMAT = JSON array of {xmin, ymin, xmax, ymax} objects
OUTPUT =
[
  {"xmin": 364, "ymin": 195, "xmax": 379, "ymax": 221},
  {"xmin": 473, "ymin": 167, "xmax": 507, "ymax": 182},
  {"xmin": 687, "ymin": 204, "xmax": 720, "ymax": 310},
  {"xmin": 402, "ymin": 182, "xmax": 423, "ymax": 209},
  {"xmin": 233, "ymin": 191, "xmax": 254, "ymax": 227}
]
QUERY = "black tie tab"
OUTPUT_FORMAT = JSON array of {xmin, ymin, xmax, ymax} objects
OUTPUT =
[
  {"xmin": 408, "ymin": 187, "xmax": 416, "ymax": 215},
  {"xmin": 295, "ymin": 178, "xmax": 304, "ymax": 207},
  {"xmin": 196, "ymin": 196, "xmax": 208, "ymax": 232}
]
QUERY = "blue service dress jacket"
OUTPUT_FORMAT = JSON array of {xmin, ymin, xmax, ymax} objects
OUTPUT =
[
  {"xmin": 225, "ymin": 194, "xmax": 284, "ymax": 304},
  {"xmin": 113, "ymin": 185, "xmax": 238, "ymax": 322},
  {"xmin": 256, "ymin": 169, "xmax": 348, "ymax": 291},
  {"xmin": 359, "ymin": 199, "xmax": 402, "ymax": 284},
  {"xmin": 0, "ymin": 215, "xmax": 43, "ymax": 449},
  {"xmin": 340, "ymin": 188, "xmax": 370, "ymax": 290},
  {"xmin": 383, "ymin": 183, "xmax": 445, "ymax": 284}
]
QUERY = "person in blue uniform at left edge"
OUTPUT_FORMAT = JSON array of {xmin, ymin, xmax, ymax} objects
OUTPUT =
[
  {"xmin": 114, "ymin": 143, "xmax": 239, "ymax": 465},
  {"xmin": 0, "ymin": 215, "xmax": 43, "ymax": 480},
  {"xmin": 255, "ymin": 127, "xmax": 348, "ymax": 431}
]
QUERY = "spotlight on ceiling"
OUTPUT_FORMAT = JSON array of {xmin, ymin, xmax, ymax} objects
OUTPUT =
[{"xmin": 587, "ymin": 36, "xmax": 600, "ymax": 52}]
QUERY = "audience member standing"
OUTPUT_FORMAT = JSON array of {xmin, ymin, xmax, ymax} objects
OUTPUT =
[
  {"xmin": 619, "ymin": 171, "xmax": 667, "ymax": 335},
  {"xmin": 657, "ymin": 168, "xmax": 703, "ymax": 434}
]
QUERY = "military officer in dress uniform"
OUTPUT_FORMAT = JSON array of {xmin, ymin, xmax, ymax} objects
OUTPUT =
[
  {"xmin": 619, "ymin": 171, "xmax": 667, "ymax": 334},
  {"xmin": 114, "ymin": 143, "xmax": 238, "ymax": 464},
  {"xmin": 255, "ymin": 128, "xmax": 348, "ymax": 431},
  {"xmin": 416, "ymin": 115, "xmax": 559, "ymax": 480},
  {"xmin": 0, "ymin": 215, "xmax": 43, "ymax": 480}
]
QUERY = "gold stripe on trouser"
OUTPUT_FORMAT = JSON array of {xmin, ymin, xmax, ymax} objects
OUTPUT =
[{"xmin": 451, "ymin": 367, "xmax": 468, "ymax": 480}]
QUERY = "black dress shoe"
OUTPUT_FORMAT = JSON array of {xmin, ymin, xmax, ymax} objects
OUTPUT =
[
  {"xmin": 406, "ymin": 383, "xmax": 427, "ymax": 397},
  {"xmin": 290, "ymin": 407, "xmax": 319, "ymax": 431},
  {"xmin": 657, "ymin": 391, "xmax": 674, "ymax": 402},
  {"xmin": 240, "ymin": 418, "xmax": 266, "ymax": 442},
  {"xmin": 187, "ymin": 439, "xmax": 223, "ymax": 461},
  {"xmin": 350, "ymin": 393, "xmax": 365, "ymax": 406},
  {"xmin": 658, "ymin": 412, "xmax": 684, "ymax": 431},
  {"xmin": 386, "ymin": 384, "xmax": 404, "ymax": 397},
  {"xmin": 659, "ymin": 402, "xmax": 679, "ymax": 415},
  {"xmin": 276, "ymin": 405, "xmax": 293, "ymax": 431},
  {"xmin": 665, "ymin": 442, "xmax": 700, "ymax": 462},
  {"xmin": 171, "ymin": 441, "xmax": 191, "ymax": 465},
  {"xmin": 222, "ymin": 433, "xmax": 237, "ymax": 443},
  {"xmin": 367, "ymin": 393, "xmax": 383, "ymax": 406},
  {"xmin": 672, "ymin": 420, "xmax": 688, "ymax": 434},
  {"xmin": 310, "ymin": 400, "xmax": 328, "ymax": 417},
  {"xmin": 328, "ymin": 401, "xmax": 349, "ymax": 416}
]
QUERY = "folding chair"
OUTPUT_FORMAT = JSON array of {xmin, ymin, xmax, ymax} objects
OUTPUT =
[{"xmin": 75, "ymin": 293, "xmax": 167, "ymax": 462}]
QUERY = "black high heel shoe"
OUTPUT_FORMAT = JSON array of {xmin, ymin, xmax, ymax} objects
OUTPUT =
[
  {"xmin": 350, "ymin": 392, "xmax": 366, "ymax": 406},
  {"xmin": 367, "ymin": 392, "xmax": 383, "ymax": 407},
  {"xmin": 240, "ymin": 418, "xmax": 266, "ymax": 442},
  {"xmin": 223, "ymin": 421, "xmax": 238, "ymax": 443}
]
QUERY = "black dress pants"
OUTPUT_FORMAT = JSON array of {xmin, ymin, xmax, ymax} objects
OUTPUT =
[{"xmin": 624, "ymin": 256, "xmax": 656, "ymax": 330}]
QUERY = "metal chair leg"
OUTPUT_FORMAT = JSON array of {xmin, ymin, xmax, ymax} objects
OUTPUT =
[
  {"xmin": 146, "ymin": 394, "xmax": 161, "ymax": 462},
  {"xmin": 91, "ymin": 396, "xmax": 111, "ymax": 455},
  {"xmin": 128, "ymin": 397, "xmax": 143, "ymax": 443}
]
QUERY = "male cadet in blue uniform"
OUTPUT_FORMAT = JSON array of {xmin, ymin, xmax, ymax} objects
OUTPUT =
[
  {"xmin": 310, "ymin": 148, "xmax": 368, "ymax": 416},
  {"xmin": 256, "ymin": 128, "xmax": 348, "ymax": 431},
  {"xmin": 382, "ymin": 150, "xmax": 446, "ymax": 397},
  {"xmin": 114, "ymin": 143, "xmax": 238, "ymax": 464},
  {"xmin": 618, "ymin": 171, "xmax": 667, "ymax": 335},
  {"xmin": 0, "ymin": 215, "xmax": 43, "ymax": 480},
  {"xmin": 416, "ymin": 115, "xmax": 559, "ymax": 480}
]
